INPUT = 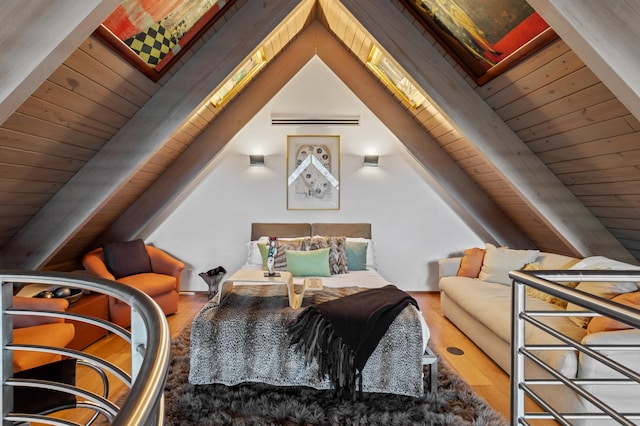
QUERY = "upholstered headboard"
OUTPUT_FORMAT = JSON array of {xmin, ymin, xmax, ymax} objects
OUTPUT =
[{"xmin": 251, "ymin": 223, "xmax": 371, "ymax": 241}]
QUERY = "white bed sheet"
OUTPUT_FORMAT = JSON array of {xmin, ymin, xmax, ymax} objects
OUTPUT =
[{"xmin": 239, "ymin": 264, "xmax": 431, "ymax": 349}]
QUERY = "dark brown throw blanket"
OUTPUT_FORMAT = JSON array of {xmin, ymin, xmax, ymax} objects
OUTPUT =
[{"xmin": 288, "ymin": 285, "xmax": 418, "ymax": 398}]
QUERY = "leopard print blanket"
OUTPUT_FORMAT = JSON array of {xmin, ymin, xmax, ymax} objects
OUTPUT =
[{"xmin": 189, "ymin": 285, "xmax": 425, "ymax": 397}]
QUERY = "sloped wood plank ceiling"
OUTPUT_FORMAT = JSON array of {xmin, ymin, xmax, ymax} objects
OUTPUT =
[{"xmin": 0, "ymin": 0, "xmax": 639, "ymax": 270}]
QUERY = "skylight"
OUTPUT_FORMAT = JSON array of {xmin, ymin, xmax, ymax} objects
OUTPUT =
[
  {"xmin": 210, "ymin": 48, "xmax": 267, "ymax": 107},
  {"xmin": 366, "ymin": 46, "xmax": 426, "ymax": 109}
]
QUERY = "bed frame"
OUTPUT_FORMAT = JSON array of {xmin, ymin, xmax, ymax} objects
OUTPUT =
[
  {"xmin": 189, "ymin": 222, "xmax": 437, "ymax": 396},
  {"xmin": 250, "ymin": 222, "xmax": 371, "ymax": 241},
  {"xmin": 250, "ymin": 222, "xmax": 438, "ymax": 393}
]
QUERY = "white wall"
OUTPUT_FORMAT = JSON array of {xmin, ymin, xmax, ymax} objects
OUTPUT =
[{"xmin": 146, "ymin": 57, "xmax": 485, "ymax": 292}]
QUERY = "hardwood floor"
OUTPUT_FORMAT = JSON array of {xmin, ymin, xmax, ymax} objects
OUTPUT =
[
  {"xmin": 412, "ymin": 292, "xmax": 512, "ymax": 419},
  {"xmin": 55, "ymin": 291, "xmax": 513, "ymax": 423}
]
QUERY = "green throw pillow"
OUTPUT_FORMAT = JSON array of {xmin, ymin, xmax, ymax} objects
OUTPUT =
[
  {"xmin": 257, "ymin": 242, "xmax": 268, "ymax": 269},
  {"xmin": 346, "ymin": 241, "xmax": 368, "ymax": 271},
  {"xmin": 285, "ymin": 248, "xmax": 331, "ymax": 277}
]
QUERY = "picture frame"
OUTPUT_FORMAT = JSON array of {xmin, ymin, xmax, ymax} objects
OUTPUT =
[
  {"xmin": 286, "ymin": 135, "xmax": 340, "ymax": 210},
  {"xmin": 400, "ymin": 0, "xmax": 557, "ymax": 86},
  {"xmin": 94, "ymin": 0, "xmax": 236, "ymax": 82}
]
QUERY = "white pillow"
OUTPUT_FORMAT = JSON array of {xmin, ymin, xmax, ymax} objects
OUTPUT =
[
  {"xmin": 570, "ymin": 256, "xmax": 640, "ymax": 272},
  {"xmin": 565, "ymin": 256, "xmax": 640, "ymax": 328},
  {"xmin": 246, "ymin": 237, "xmax": 309, "ymax": 267},
  {"xmin": 478, "ymin": 243, "xmax": 540, "ymax": 285},
  {"xmin": 346, "ymin": 237, "xmax": 377, "ymax": 270},
  {"xmin": 245, "ymin": 237, "xmax": 268, "ymax": 266}
]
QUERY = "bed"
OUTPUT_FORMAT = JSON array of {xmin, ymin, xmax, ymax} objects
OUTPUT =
[{"xmin": 189, "ymin": 223, "xmax": 431, "ymax": 397}]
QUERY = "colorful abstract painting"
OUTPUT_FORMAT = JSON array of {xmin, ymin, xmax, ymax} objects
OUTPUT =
[
  {"xmin": 97, "ymin": 0, "xmax": 234, "ymax": 81},
  {"xmin": 403, "ymin": 0, "xmax": 556, "ymax": 85}
]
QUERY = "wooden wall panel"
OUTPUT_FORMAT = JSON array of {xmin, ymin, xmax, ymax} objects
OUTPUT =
[
  {"xmin": 478, "ymin": 39, "xmax": 640, "ymax": 260},
  {"xmin": 383, "ymin": 1, "xmax": 639, "ymax": 259},
  {"xmin": 42, "ymin": 0, "xmax": 313, "ymax": 269}
]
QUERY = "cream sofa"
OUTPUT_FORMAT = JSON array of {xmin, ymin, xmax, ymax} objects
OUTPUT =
[{"xmin": 438, "ymin": 250, "xmax": 640, "ymax": 424}]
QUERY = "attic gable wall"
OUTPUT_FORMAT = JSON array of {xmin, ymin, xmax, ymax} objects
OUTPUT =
[{"xmin": 1, "ymin": 0, "xmax": 639, "ymax": 269}]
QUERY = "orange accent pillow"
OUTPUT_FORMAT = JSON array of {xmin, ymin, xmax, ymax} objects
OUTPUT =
[
  {"xmin": 587, "ymin": 291, "xmax": 640, "ymax": 334},
  {"xmin": 457, "ymin": 248, "xmax": 486, "ymax": 278}
]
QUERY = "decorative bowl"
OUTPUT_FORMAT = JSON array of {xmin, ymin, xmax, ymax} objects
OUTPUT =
[{"xmin": 63, "ymin": 288, "xmax": 84, "ymax": 305}]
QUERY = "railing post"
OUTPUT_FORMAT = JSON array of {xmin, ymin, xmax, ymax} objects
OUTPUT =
[
  {"xmin": 130, "ymin": 307, "xmax": 147, "ymax": 383},
  {"xmin": 510, "ymin": 278, "xmax": 526, "ymax": 424},
  {"xmin": 1, "ymin": 281, "xmax": 13, "ymax": 426}
]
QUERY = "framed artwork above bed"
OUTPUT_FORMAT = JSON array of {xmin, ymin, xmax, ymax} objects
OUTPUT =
[{"xmin": 286, "ymin": 135, "xmax": 340, "ymax": 210}]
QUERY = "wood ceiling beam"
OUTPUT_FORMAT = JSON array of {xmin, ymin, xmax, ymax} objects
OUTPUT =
[
  {"xmin": 104, "ymin": 20, "xmax": 530, "ymax": 249},
  {"xmin": 0, "ymin": 0, "xmax": 301, "ymax": 269},
  {"xmin": 311, "ymin": 23, "xmax": 531, "ymax": 248},
  {"xmin": 0, "ymin": 0, "xmax": 120, "ymax": 126},
  {"xmin": 339, "ymin": 0, "xmax": 635, "ymax": 262},
  {"xmin": 528, "ymin": 0, "xmax": 640, "ymax": 124},
  {"xmin": 99, "ymin": 12, "xmax": 319, "ymax": 244}
]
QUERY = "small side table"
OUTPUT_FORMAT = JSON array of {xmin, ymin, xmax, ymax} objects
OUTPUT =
[{"xmin": 66, "ymin": 293, "xmax": 109, "ymax": 350}]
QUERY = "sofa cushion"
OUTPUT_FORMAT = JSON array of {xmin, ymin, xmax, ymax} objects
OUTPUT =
[
  {"xmin": 457, "ymin": 247, "xmax": 485, "ymax": 278},
  {"xmin": 522, "ymin": 262, "xmax": 579, "ymax": 308},
  {"xmin": 116, "ymin": 273, "xmax": 177, "ymax": 303},
  {"xmin": 478, "ymin": 244, "xmax": 540, "ymax": 285},
  {"xmin": 587, "ymin": 291, "xmax": 640, "ymax": 334},
  {"xmin": 13, "ymin": 323, "xmax": 75, "ymax": 372},
  {"xmin": 535, "ymin": 252, "xmax": 580, "ymax": 270},
  {"xmin": 566, "ymin": 256, "xmax": 640, "ymax": 328},
  {"xmin": 440, "ymin": 276, "xmax": 585, "ymax": 377}
]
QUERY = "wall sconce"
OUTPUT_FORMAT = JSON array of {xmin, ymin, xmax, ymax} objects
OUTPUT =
[
  {"xmin": 249, "ymin": 154, "xmax": 265, "ymax": 167},
  {"xmin": 363, "ymin": 155, "xmax": 379, "ymax": 167}
]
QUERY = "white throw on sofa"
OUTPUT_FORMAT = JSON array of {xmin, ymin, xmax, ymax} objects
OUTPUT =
[{"xmin": 438, "ymin": 244, "xmax": 640, "ymax": 424}]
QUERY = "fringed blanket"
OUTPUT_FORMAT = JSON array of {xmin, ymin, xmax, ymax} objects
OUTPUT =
[
  {"xmin": 288, "ymin": 285, "xmax": 418, "ymax": 399},
  {"xmin": 189, "ymin": 285, "xmax": 425, "ymax": 397}
]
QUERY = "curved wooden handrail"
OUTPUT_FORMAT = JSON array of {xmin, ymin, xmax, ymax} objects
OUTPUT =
[{"xmin": 0, "ymin": 270, "xmax": 171, "ymax": 425}]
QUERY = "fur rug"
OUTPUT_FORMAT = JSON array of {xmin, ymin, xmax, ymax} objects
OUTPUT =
[{"xmin": 163, "ymin": 324, "xmax": 508, "ymax": 425}]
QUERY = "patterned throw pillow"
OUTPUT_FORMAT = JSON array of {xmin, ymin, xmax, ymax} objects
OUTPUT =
[
  {"xmin": 258, "ymin": 238, "xmax": 305, "ymax": 271},
  {"xmin": 522, "ymin": 262, "xmax": 578, "ymax": 308},
  {"xmin": 302, "ymin": 236, "xmax": 348, "ymax": 274}
]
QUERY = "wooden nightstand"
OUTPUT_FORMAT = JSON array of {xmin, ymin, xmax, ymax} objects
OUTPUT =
[{"xmin": 66, "ymin": 293, "xmax": 109, "ymax": 350}]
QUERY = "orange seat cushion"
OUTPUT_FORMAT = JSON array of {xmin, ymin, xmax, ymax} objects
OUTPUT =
[
  {"xmin": 587, "ymin": 291, "xmax": 640, "ymax": 334},
  {"xmin": 115, "ymin": 273, "xmax": 177, "ymax": 303},
  {"xmin": 12, "ymin": 323, "xmax": 75, "ymax": 372}
]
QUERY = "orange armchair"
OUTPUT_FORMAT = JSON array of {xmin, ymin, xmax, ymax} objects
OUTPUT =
[
  {"xmin": 12, "ymin": 296, "xmax": 75, "ymax": 373},
  {"xmin": 82, "ymin": 243, "xmax": 185, "ymax": 328}
]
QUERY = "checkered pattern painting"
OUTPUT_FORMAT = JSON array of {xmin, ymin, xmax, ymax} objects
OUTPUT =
[{"xmin": 125, "ymin": 23, "xmax": 176, "ymax": 67}]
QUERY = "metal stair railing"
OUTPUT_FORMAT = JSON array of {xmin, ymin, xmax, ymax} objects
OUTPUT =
[
  {"xmin": 509, "ymin": 270, "xmax": 640, "ymax": 425},
  {"xmin": 0, "ymin": 270, "xmax": 171, "ymax": 426}
]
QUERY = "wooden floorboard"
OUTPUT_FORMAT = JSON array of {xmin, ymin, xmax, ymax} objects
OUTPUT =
[
  {"xmin": 412, "ymin": 292, "xmax": 511, "ymax": 419},
  {"xmin": 55, "ymin": 292, "xmax": 512, "ymax": 423}
]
